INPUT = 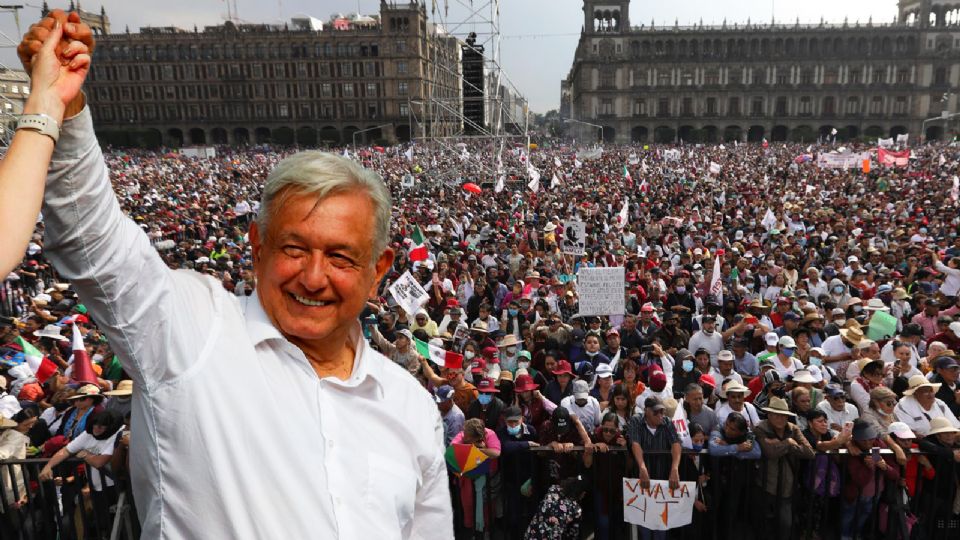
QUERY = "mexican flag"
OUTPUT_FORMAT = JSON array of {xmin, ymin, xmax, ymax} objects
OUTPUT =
[
  {"xmin": 415, "ymin": 338, "xmax": 463, "ymax": 369},
  {"xmin": 15, "ymin": 336, "xmax": 57, "ymax": 384},
  {"xmin": 408, "ymin": 225, "xmax": 429, "ymax": 262},
  {"xmin": 623, "ymin": 165, "xmax": 631, "ymax": 181}
]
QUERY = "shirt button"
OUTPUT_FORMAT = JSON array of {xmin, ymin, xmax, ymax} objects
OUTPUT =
[{"xmin": 328, "ymin": 440, "xmax": 334, "ymax": 448}]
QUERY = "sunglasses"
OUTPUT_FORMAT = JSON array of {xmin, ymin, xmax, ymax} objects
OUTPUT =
[
  {"xmin": 648, "ymin": 409, "xmax": 665, "ymax": 416},
  {"xmin": 883, "ymin": 400, "xmax": 897, "ymax": 407}
]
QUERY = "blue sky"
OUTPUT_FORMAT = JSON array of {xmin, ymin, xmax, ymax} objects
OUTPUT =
[{"xmin": 0, "ymin": 1, "xmax": 901, "ymax": 112}]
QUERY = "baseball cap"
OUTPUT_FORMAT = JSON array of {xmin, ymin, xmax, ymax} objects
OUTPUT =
[
  {"xmin": 476, "ymin": 378, "xmax": 499, "ymax": 393},
  {"xmin": 470, "ymin": 358, "xmax": 487, "ymax": 374},
  {"xmin": 831, "ymin": 307, "xmax": 846, "ymax": 316},
  {"xmin": 764, "ymin": 332, "xmax": 779, "ymax": 346},
  {"xmin": 847, "ymin": 255, "xmax": 859, "ymax": 263},
  {"xmin": 701, "ymin": 314, "xmax": 716, "ymax": 323},
  {"xmin": 783, "ymin": 312, "xmax": 801, "ymax": 322},
  {"xmin": 434, "ymin": 385, "xmax": 455, "ymax": 403},
  {"xmin": 606, "ymin": 327, "xmax": 620, "ymax": 337},
  {"xmin": 572, "ymin": 379, "xmax": 590, "ymax": 399},
  {"xmin": 596, "ymin": 363, "xmax": 614, "ymax": 378},
  {"xmin": 825, "ymin": 384, "xmax": 846, "ymax": 398},
  {"xmin": 933, "ymin": 356, "xmax": 960, "ymax": 370},
  {"xmin": 887, "ymin": 421, "xmax": 916, "ymax": 439},
  {"xmin": 644, "ymin": 396, "xmax": 666, "ymax": 411},
  {"xmin": 396, "ymin": 329, "xmax": 413, "ymax": 340},
  {"xmin": 778, "ymin": 335, "xmax": 797, "ymax": 348},
  {"xmin": 504, "ymin": 406, "xmax": 523, "ymax": 421},
  {"xmin": 950, "ymin": 321, "xmax": 960, "ymax": 339}
]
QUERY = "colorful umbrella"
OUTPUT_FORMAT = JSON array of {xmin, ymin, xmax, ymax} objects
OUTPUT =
[
  {"xmin": 462, "ymin": 183, "xmax": 482, "ymax": 194},
  {"xmin": 445, "ymin": 443, "xmax": 491, "ymax": 479}
]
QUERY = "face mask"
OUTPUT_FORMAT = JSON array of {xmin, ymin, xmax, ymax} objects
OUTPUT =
[
  {"xmin": 853, "ymin": 306, "xmax": 863, "ymax": 313},
  {"xmin": 518, "ymin": 361, "xmax": 530, "ymax": 371},
  {"xmin": 506, "ymin": 346, "xmax": 518, "ymax": 356},
  {"xmin": 782, "ymin": 348, "xmax": 795, "ymax": 358},
  {"xmin": 575, "ymin": 398, "xmax": 588, "ymax": 407},
  {"xmin": 464, "ymin": 351, "xmax": 476, "ymax": 360},
  {"xmin": 478, "ymin": 394, "xmax": 493, "ymax": 406},
  {"xmin": 703, "ymin": 328, "xmax": 714, "ymax": 335},
  {"xmin": 809, "ymin": 356, "xmax": 822, "ymax": 366},
  {"xmin": 691, "ymin": 443, "xmax": 704, "ymax": 452},
  {"xmin": 506, "ymin": 424, "xmax": 521, "ymax": 436},
  {"xmin": 833, "ymin": 286, "xmax": 844, "ymax": 294},
  {"xmin": 676, "ymin": 286, "xmax": 687, "ymax": 294},
  {"xmin": 586, "ymin": 350, "xmax": 597, "ymax": 357},
  {"xmin": 508, "ymin": 309, "xmax": 519, "ymax": 317},
  {"xmin": 682, "ymin": 360, "xmax": 694, "ymax": 372}
]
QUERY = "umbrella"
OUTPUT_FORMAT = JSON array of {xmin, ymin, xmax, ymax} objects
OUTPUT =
[
  {"xmin": 462, "ymin": 183, "xmax": 482, "ymax": 194},
  {"xmin": 445, "ymin": 443, "xmax": 491, "ymax": 479}
]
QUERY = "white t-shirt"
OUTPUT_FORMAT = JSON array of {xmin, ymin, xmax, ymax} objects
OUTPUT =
[
  {"xmin": 715, "ymin": 402, "xmax": 761, "ymax": 428},
  {"xmin": 66, "ymin": 429, "xmax": 123, "ymax": 491},
  {"xmin": 560, "ymin": 395, "xmax": 603, "ymax": 432},
  {"xmin": 816, "ymin": 400, "xmax": 859, "ymax": 428}
]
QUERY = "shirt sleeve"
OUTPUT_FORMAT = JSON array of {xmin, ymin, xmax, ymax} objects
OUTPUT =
[
  {"xmin": 410, "ymin": 414, "xmax": 454, "ymax": 540},
  {"xmin": 42, "ymin": 107, "xmax": 218, "ymax": 390},
  {"xmin": 484, "ymin": 429, "xmax": 502, "ymax": 452},
  {"xmin": 66, "ymin": 431, "xmax": 90, "ymax": 454}
]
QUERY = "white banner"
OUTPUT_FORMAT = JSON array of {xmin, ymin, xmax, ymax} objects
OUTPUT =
[
  {"xmin": 401, "ymin": 174, "xmax": 415, "ymax": 188},
  {"xmin": 561, "ymin": 220, "xmax": 587, "ymax": 255},
  {"xmin": 388, "ymin": 271, "xmax": 430, "ymax": 316},
  {"xmin": 816, "ymin": 152, "xmax": 872, "ymax": 169},
  {"xmin": 623, "ymin": 479, "xmax": 697, "ymax": 530},
  {"xmin": 663, "ymin": 149, "xmax": 681, "ymax": 161},
  {"xmin": 575, "ymin": 147, "xmax": 604, "ymax": 161},
  {"xmin": 577, "ymin": 267, "xmax": 625, "ymax": 316}
]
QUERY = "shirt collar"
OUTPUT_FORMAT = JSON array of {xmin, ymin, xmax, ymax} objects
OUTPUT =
[{"xmin": 242, "ymin": 293, "xmax": 385, "ymax": 396}]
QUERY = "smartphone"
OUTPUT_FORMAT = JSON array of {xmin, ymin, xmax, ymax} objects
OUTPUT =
[
  {"xmin": 744, "ymin": 315, "xmax": 759, "ymax": 325},
  {"xmin": 842, "ymin": 422, "xmax": 853, "ymax": 438},
  {"xmin": 871, "ymin": 446, "xmax": 881, "ymax": 463}
]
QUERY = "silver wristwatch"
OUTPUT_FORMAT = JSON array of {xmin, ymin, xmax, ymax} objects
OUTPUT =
[{"xmin": 16, "ymin": 113, "xmax": 60, "ymax": 143}]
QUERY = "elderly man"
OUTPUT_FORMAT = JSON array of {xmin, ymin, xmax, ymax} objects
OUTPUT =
[
  {"xmin": 626, "ymin": 396, "xmax": 681, "ymax": 540},
  {"xmin": 22, "ymin": 15, "xmax": 452, "ymax": 538},
  {"xmin": 894, "ymin": 374, "xmax": 960, "ymax": 436}
]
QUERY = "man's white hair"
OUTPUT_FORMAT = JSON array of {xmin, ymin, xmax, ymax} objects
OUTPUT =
[{"xmin": 257, "ymin": 151, "xmax": 392, "ymax": 259}]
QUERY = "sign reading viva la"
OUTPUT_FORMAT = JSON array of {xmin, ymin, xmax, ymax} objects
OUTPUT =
[{"xmin": 622, "ymin": 479, "xmax": 697, "ymax": 530}]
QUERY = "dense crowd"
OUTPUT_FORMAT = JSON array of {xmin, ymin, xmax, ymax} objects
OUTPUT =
[{"xmin": 3, "ymin": 136, "xmax": 960, "ymax": 539}]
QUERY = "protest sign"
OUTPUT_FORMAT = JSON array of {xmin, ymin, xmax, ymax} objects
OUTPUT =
[
  {"xmin": 388, "ymin": 271, "xmax": 430, "ymax": 316},
  {"xmin": 672, "ymin": 399, "xmax": 692, "ymax": 449},
  {"xmin": 623, "ymin": 479, "xmax": 697, "ymax": 530},
  {"xmin": 561, "ymin": 220, "xmax": 587, "ymax": 255},
  {"xmin": 401, "ymin": 174, "xmax": 415, "ymax": 188},
  {"xmin": 817, "ymin": 152, "xmax": 872, "ymax": 169},
  {"xmin": 577, "ymin": 267, "xmax": 625, "ymax": 316},
  {"xmin": 867, "ymin": 311, "xmax": 898, "ymax": 341}
]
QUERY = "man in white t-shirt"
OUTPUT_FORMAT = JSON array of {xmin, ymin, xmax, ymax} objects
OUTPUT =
[
  {"xmin": 816, "ymin": 384, "xmax": 859, "ymax": 431},
  {"xmin": 561, "ymin": 380, "xmax": 603, "ymax": 432}
]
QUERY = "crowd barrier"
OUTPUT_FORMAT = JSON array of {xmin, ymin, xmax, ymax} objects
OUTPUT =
[
  {"xmin": 449, "ymin": 447, "xmax": 959, "ymax": 540},
  {"xmin": 0, "ymin": 458, "xmax": 138, "ymax": 540},
  {"xmin": 2, "ymin": 447, "xmax": 957, "ymax": 539}
]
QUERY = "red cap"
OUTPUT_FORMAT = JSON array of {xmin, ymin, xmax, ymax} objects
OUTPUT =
[
  {"xmin": 470, "ymin": 359, "xmax": 487, "ymax": 374},
  {"xmin": 699, "ymin": 374, "xmax": 716, "ymax": 388},
  {"xmin": 476, "ymin": 378, "xmax": 499, "ymax": 393},
  {"xmin": 446, "ymin": 298, "xmax": 460, "ymax": 308},
  {"xmin": 514, "ymin": 374, "xmax": 539, "ymax": 392},
  {"xmin": 552, "ymin": 360, "xmax": 574, "ymax": 376},
  {"xmin": 481, "ymin": 346, "xmax": 499, "ymax": 359}
]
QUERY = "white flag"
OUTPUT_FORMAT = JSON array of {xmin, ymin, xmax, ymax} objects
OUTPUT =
[
  {"xmin": 709, "ymin": 162, "xmax": 722, "ymax": 175},
  {"xmin": 672, "ymin": 398, "xmax": 692, "ymax": 449},
  {"xmin": 940, "ymin": 154, "xmax": 947, "ymax": 166},
  {"xmin": 761, "ymin": 208, "xmax": 777, "ymax": 231},
  {"xmin": 495, "ymin": 175, "xmax": 505, "ymax": 193},
  {"xmin": 709, "ymin": 253, "xmax": 723, "ymax": 306},
  {"xmin": 952, "ymin": 176, "xmax": 959, "ymax": 202},
  {"xmin": 641, "ymin": 159, "xmax": 649, "ymax": 173},
  {"xmin": 617, "ymin": 198, "xmax": 629, "ymax": 228},
  {"xmin": 527, "ymin": 176, "xmax": 540, "ymax": 192},
  {"xmin": 574, "ymin": 158, "xmax": 582, "ymax": 169},
  {"xmin": 404, "ymin": 147, "xmax": 414, "ymax": 161},
  {"xmin": 554, "ymin": 157, "xmax": 562, "ymax": 167},
  {"xmin": 551, "ymin": 174, "xmax": 560, "ymax": 189},
  {"xmin": 342, "ymin": 148, "xmax": 350, "ymax": 159},
  {"xmin": 831, "ymin": 128, "xmax": 838, "ymax": 136}
]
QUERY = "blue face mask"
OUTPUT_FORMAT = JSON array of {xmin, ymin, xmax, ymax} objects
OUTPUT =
[
  {"xmin": 691, "ymin": 443, "xmax": 704, "ymax": 452},
  {"xmin": 782, "ymin": 348, "xmax": 795, "ymax": 358},
  {"xmin": 682, "ymin": 360, "xmax": 694, "ymax": 372},
  {"xmin": 478, "ymin": 394, "xmax": 493, "ymax": 406},
  {"xmin": 809, "ymin": 356, "xmax": 822, "ymax": 366},
  {"xmin": 506, "ymin": 424, "xmax": 521, "ymax": 436},
  {"xmin": 508, "ymin": 309, "xmax": 519, "ymax": 317}
]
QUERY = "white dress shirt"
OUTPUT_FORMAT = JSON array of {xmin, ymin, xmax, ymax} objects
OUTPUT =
[
  {"xmin": 42, "ymin": 108, "xmax": 453, "ymax": 539},
  {"xmin": 894, "ymin": 396, "xmax": 960, "ymax": 437}
]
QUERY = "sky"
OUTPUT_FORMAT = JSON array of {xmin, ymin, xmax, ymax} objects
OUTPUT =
[{"xmin": 0, "ymin": 1, "xmax": 901, "ymax": 112}]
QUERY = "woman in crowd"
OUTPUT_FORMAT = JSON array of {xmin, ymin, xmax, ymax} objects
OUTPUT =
[
  {"xmin": 916, "ymin": 417, "xmax": 960, "ymax": 537},
  {"xmin": 524, "ymin": 477, "xmax": 588, "ymax": 540},
  {"xmin": 584, "ymin": 412, "xmax": 628, "ymax": 540},
  {"xmin": 0, "ymin": 407, "xmax": 40, "ymax": 537},
  {"xmin": 603, "ymin": 383, "xmax": 634, "ymax": 430}
]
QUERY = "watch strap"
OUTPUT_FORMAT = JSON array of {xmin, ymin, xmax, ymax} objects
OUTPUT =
[{"xmin": 17, "ymin": 113, "xmax": 60, "ymax": 143}]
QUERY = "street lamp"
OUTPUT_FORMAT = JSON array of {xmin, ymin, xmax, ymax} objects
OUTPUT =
[{"xmin": 563, "ymin": 118, "xmax": 603, "ymax": 144}]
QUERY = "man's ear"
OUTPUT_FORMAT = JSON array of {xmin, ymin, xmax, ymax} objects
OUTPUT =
[{"xmin": 249, "ymin": 221, "xmax": 263, "ymax": 267}]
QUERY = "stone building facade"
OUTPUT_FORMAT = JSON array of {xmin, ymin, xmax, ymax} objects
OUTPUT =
[
  {"xmin": 83, "ymin": 1, "xmax": 462, "ymax": 147},
  {"xmin": 562, "ymin": 0, "xmax": 960, "ymax": 143}
]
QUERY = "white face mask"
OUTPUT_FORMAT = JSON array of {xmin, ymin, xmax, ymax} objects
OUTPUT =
[
  {"xmin": 506, "ymin": 346, "xmax": 518, "ymax": 356},
  {"xmin": 464, "ymin": 351, "xmax": 475, "ymax": 360}
]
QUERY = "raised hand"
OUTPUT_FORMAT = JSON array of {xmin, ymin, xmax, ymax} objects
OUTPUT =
[
  {"xmin": 17, "ymin": 10, "xmax": 96, "ymax": 120},
  {"xmin": 24, "ymin": 19, "xmax": 90, "ymax": 122}
]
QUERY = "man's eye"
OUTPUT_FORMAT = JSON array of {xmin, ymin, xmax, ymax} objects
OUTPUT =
[{"xmin": 282, "ymin": 246, "xmax": 305, "ymax": 257}]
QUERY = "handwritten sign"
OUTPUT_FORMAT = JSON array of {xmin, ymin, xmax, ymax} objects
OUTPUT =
[
  {"xmin": 388, "ymin": 271, "xmax": 430, "ymax": 317},
  {"xmin": 577, "ymin": 267, "xmax": 625, "ymax": 316},
  {"xmin": 623, "ymin": 479, "xmax": 697, "ymax": 530},
  {"xmin": 561, "ymin": 220, "xmax": 586, "ymax": 255}
]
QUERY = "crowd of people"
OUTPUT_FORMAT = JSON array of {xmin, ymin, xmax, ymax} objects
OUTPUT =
[{"xmin": 3, "ymin": 124, "xmax": 960, "ymax": 538}]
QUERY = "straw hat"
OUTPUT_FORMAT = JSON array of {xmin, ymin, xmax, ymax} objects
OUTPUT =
[
  {"xmin": 104, "ymin": 380, "xmax": 133, "ymax": 397},
  {"xmin": 927, "ymin": 417, "xmax": 960, "ymax": 436},
  {"xmin": 720, "ymin": 380, "xmax": 752, "ymax": 398},
  {"xmin": 902, "ymin": 374, "xmax": 942, "ymax": 396},
  {"xmin": 0, "ymin": 417, "xmax": 16, "ymax": 429},
  {"xmin": 762, "ymin": 396, "xmax": 796, "ymax": 418},
  {"xmin": 498, "ymin": 334, "xmax": 521, "ymax": 348},
  {"xmin": 839, "ymin": 326, "xmax": 865, "ymax": 345},
  {"xmin": 67, "ymin": 384, "xmax": 105, "ymax": 401},
  {"xmin": 892, "ymin": 288, "xmax": 911, "ymax": 301},
  {"xmin": 863, "ymin": 298, "xmax": 890, "ymax": 312},
  {"xmin": 791, "ymin": 369, "xmax": 817, "ymax": 384},
  {"xmin": 33, "ymin": 324, "xmax": 69, "ymax": 342}
]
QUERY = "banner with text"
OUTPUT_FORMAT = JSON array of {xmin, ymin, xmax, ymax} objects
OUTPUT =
[
  {"xmin": 623, "ymin": 479, "xmax": 697, "ymax": 530},
  {"xmin": 577, "ymin": 267, "xmax": 625, "ymax": 316},
  {"xmin": 817, "ymin": 152, "xmax": 872, "ymax": 169},
  {"xmin": 388, "ymin": 271, "xmax": 430, "ymax": 316}
]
